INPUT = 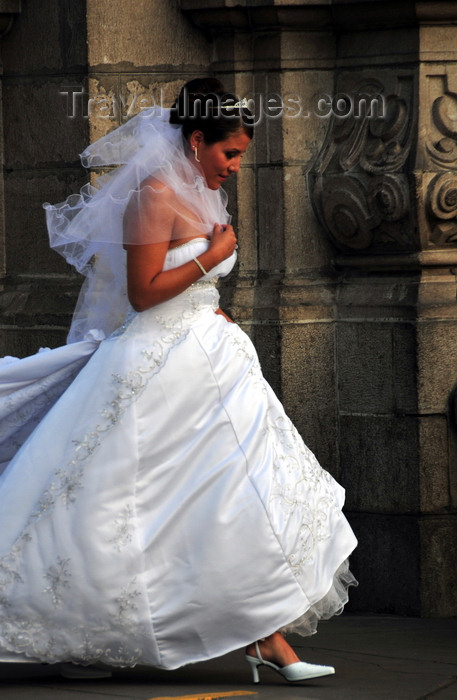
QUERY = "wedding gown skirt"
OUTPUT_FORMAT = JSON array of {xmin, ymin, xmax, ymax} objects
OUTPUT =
[{"xmin": 0, "ymin": 240, "xmax": 357, "ymax": 670}]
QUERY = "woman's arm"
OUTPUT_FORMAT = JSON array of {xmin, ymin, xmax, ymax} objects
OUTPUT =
[
  {"xmin": 124, "ymin": 182, "xmax": 237, "ymax": 312},
  {"xmin": 125, "ymin": 236, "xmax": 230, "ymax": 311}
]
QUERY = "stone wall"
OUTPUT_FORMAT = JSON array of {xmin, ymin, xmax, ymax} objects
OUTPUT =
[
  {"xmin": 0, "ymin": 0, "xmax": 88, "ymax": 355},
  {"xmin": 0, "ymin": 0, "xmax": 211, "ymax": 356}
]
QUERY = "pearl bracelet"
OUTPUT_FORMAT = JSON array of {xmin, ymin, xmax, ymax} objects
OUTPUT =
[{"xmin": 193, "ymin": 257, "xmax": 208, "ymax": 276}]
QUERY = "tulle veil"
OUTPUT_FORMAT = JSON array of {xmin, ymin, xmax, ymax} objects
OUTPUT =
[{"xmin": 43, "ymin": 107, "xmax": 230, "ymax": 343}]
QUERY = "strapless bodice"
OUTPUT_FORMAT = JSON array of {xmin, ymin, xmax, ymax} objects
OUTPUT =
[{"xmin": 163, "ymin": 237, "xmax": 236, "ymax": 280}]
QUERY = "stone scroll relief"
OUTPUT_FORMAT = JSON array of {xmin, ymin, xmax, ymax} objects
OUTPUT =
[
  {"xmin": 309, "ymin": 76, "xmax": 416, "ymax": 253},
  {"xmin": 425, "ymin": 86, "xmax": 457, "ymax": 247}
]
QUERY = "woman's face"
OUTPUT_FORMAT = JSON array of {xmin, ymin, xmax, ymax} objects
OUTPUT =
[{"xmin": 190, "ymin": 129, "xmax": 252, "ymax": 190}]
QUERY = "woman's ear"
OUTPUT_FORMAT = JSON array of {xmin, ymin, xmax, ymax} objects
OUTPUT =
[{"xmin": 189, "ymin": 130, "xmax": 205, "ymax": 150}]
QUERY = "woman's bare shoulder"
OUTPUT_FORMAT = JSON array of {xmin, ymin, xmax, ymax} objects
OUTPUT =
[{"xmin": 140, "ymin": 176, "xmax": 175, "ymax": 202}]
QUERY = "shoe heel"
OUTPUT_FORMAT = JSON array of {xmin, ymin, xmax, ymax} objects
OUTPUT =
[{"xmin": 245, "ymin": 656, "xmax": 260, "ymax": 683}]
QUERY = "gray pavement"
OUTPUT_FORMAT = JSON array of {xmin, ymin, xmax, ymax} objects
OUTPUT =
[{"xmin": 1, "ymin": 614, "xmax": 456, "ymax": 700}]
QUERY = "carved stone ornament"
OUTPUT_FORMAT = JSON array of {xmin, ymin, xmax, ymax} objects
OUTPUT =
[
  {"xmin": 427, "ymin": 93, "xmax": 457, "ymax": 170},
  {"xmin": 309, "ymin": 76, "xmax": 416, "ymax": 254},
  {"xmin": 425, "ymin": 85, "xmax": 457, "ymax": 245},
  {"xmin": 427, "ymin": 172, "xmax": 457, "ymax": 246}
]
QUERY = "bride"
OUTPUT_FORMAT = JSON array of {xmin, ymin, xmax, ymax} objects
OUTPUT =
[{"xmin": 0, "ymin": 78, "xmax": 357, "ymax": 683}]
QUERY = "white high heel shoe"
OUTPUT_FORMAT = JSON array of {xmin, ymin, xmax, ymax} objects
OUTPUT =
[{"xmin": 245, "ymin": 640, "xmax": 335, "ymax": 684}]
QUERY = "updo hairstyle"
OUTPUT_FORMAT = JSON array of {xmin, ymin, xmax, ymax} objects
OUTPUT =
[{"xmin": 170, "ymin": 77, "xmax": 254, "ymax": 145}]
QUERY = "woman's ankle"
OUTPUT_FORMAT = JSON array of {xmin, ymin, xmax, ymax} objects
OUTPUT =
[{"xmin": 246, "ymin": 632, "xmax": 300, "ymax": 667}]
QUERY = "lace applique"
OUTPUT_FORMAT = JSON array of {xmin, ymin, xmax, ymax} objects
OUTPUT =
[
  {"xmin": 32, "ymin": 468, "xmax": 84, "ymax": 521},
  {"xmin": 0, "ymin": 576, "xmax": 146, "ymax": 666},
  {"xmin": 111, "ymin": 281, "xmax": 218, "ymax": 341},
  {"xmin": 73, "ymin": 632, "xmax": 106, "ymax": 664},
  {"xmin": 266, "ymin": 409, "xmax": 339, "ymax": 578},
  {"xmin": 190, "ymin": 279, "xmax": 218, "ymax": 289},
  {"xmin": 109, "ymin": 505, "xmax": 134, "ymax": 551},
  {"xmin": 223, "ymin": 325, "xmax": 265, "ymax": 385},
  {"xmin": 0, "ymin": 533, "xmax": 31, "ymax": 589},
  {"xmin": 111, "ymin": 578, "xmax": 141, "ymax": 631},
  {"xmin": 43, "ymin": 557, "xmax": 71, "ymax": 607}
]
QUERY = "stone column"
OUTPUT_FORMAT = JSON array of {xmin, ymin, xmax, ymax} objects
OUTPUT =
[
  {"xmin": 308, "ymin": 1, "xmax": 457, "ymax": 615},
  {"xmin": 85, "ymin": 0, "xmax": 211, "ymax": 144}
]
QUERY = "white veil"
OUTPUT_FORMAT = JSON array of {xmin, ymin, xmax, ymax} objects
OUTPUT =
[{"xmin": 43, "ymin": 107, "xmax": 230, "ymax": 343}]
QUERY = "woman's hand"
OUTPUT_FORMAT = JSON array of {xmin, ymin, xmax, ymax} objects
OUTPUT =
[{"xmin": 207, "ymin": 223, "xmax": 237, "ymax": 266}]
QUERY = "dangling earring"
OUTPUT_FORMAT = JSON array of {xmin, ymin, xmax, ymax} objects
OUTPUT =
[{"xmin": 193, "ymin": 146, "xmax": 200, "ymax": 163}]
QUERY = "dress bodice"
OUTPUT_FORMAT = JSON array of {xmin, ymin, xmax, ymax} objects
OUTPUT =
[{"xmin": 163, "ymin": 237, "xmax": 237, "ymax": 280}]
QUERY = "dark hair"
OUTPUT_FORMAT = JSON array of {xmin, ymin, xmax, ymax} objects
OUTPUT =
[{"xmin": 170, "ymin": 78, "xmax": 254, "ymax": 144}]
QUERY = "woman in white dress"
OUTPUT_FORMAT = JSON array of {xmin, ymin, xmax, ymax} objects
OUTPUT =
[{"xmin": 0, "ymin": 78, "xmax": 357, "ymax": 683}]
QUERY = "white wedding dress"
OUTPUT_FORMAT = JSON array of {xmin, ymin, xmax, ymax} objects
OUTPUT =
[{"xmin": 0, "ymin": 238, "xmax": 357, "ymax": 670}]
